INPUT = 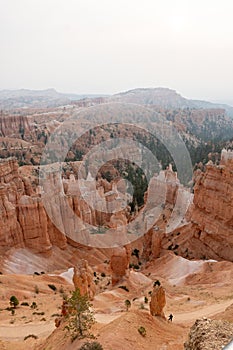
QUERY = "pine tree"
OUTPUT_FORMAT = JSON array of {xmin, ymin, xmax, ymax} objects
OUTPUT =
[{"xmin": 66, "ymin": 288, "xmax": 95, "ymax": 342}]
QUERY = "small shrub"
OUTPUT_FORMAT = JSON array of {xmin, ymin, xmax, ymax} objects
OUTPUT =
[
  {"xmin": 133, "ymin": 264, "xmax": 140, "ymax": 270},
  {"xmin": 24, "ymin": 334, "xmax": 38, "ymax": 341},
  {"xmin": 138, "ymin": 326, "xmax": 146, "ymax": 337},
  {"xmin": 100, "ymin": 272, "xmax": 106, "ymax": 278},
  {"xmin": 21, "ymin": 302, "xmax": 29, "ymax": 306},
  {"xmin": 48, "ymin": 284, "xmax": 57, "ymax": 292},
  {"xmin": 34, "ymin": 272, "xmax": 40, "ymax": 276},
  {"xmin": 32, "ymin": 311, "xmax": 45, "ymax": 315},
  {"xmin": 10, "ymin": 295, "xmax": 19, "ymax": 308},
  {"xmin": 153, "ymin": 280, "xmax": 161, "ymax": 287},
  {"xmin": 131, "ymin": 248, "xmax": 140, "ymax": 259},
  {"xmin": 93, "ymin": 272, "xmax": 97, "ymax": 277},
  {"xmin": 30, "ymin": 301, "xmax": 37, "ymax": 309},
  {"xmin": 79, "ymin": 342, "xmax": 103, "ymax": 350},
  {"xmin": 144, "ymin": 296, "xmax": 148, "ymax": 304},
  {"xmin": 34, "ymin": 285, "xmax": 39, "ymax": 294},
  {"xmin": 118, "ymin": 285, "xmax": 129, "ymax": 292},
  {"xmin": 124, "ymin": 299, "xmax": 131, "ymax": 311},
  {"xmin": 139, "ymin": 303, "xmax": 145, "ymax": 309}
]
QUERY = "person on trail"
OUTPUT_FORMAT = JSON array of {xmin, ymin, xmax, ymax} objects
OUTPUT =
[{"xmin": 168, "ymin": 314, "xmax": 173, "ymax": 322}]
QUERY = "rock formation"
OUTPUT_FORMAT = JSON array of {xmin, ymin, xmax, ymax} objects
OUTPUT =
[
  {"xmin": 149, "ymin": 283, "xmax": 166, "ymax": 318},
  {"xmin": 110, "ymin": 246, "xmax": 130, "ymax": 286},
  {"xmin": 0, "ymin": 115, "xmax": 33, "ymax": 140},
  {"xmin": 162, "ymin": 150, "xmax": 233, "ymax": 262},
  {"xmin": 0, "ymin": 157, "xmax": 131, "ymax": 255},
  {"xmin": 72, "ymin": 259, "xmax": 96, "ymax": 300},
  {"xmin": 184, "ymin": 318, "xmax": 233, "ymax": 350},
  {"xmin": 0, "ymin": 158, "xmax": 67, "ymax": 253}
]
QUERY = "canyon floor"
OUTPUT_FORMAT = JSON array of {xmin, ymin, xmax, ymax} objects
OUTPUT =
[{"xmin": 0, "ymin": 251, "xmax": 233, "ymax": 350}]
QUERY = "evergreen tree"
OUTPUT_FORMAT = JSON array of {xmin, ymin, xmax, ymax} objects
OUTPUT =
[{"xmin": 66, "ymin": 288, "xmax": 95, "ymax": 341}]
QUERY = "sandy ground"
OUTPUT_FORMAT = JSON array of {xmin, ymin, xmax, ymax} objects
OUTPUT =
[{"xmin": 0, "ymin": 252, "xmax": 233, "ymax": 349}]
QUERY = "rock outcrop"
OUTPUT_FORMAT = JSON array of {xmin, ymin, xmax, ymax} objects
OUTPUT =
[
  {"xmin": 72, "ymin": 259, "xmax": 96, "ymax": 300},
  {"xmin": 0, "ymin": 115, "xmax": 33, "ymax": 140},
  {"xmin": 0, "ymin": 158, "xmax": 67, "ymax": 253},
  {"xmin": 184, "ymin": 318, "xmax": 233, "ymax": 350},
  {"xmin": 162, "ymin": 150, "xmax": 233, "ymax": 262},
  {"xmin": 0, "ymin": 157, "xmax": 131, "ymax": 255},
  {"xmin": 149, "ymin": 283, "xmax": 166, "ymax": 318},
  {"xmin": 110, "ymin": 246, "xmax": 130, "ymax": 286}
]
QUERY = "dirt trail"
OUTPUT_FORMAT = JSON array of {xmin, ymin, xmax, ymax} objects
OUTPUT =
[
  {"xmin": 0, "ymin": 322, "xmax": 55, "ymax": 341},
  {"xmin": 174, "ymin": 299, "xmax": 233, "ymax": 323}
]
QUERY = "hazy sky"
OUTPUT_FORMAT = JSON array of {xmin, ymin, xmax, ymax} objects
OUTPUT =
[{"xmin": 1, "ymin": 0, "xmax": 233, "ymax": 101}]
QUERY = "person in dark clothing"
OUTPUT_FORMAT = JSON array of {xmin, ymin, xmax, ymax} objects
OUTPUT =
[{"xmin": 168, "ymin": 314, "xmax": 173, "ymax": 322}]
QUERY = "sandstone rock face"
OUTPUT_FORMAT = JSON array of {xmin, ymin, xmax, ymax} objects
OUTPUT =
[
  {"xmin": 0, "ymin": 158, "xmax": 67, "ymax": 253},
  {"xmin": 191, "ymin": 159, "xmax": 233, "ymax": 260},
  {"xmin": 110, "ymin": 246, "xmax": 130, "ymax": 286},
  {"xmin": 149, "ymin": 284, "xmax": 166, "ymax": 318},
  {"xmin": 184, "ymin": 318, "xmax": 233, "ymax": 350},
  {"xmin": 162, "ymin": 150, "xmax": 233, "ymax": 262},
  {"xmin": 72, "ymin": 259, "xmax": 96, "ymax": 300},
  {"xmin": 0, "ymin": 115, "xmax": 31, "ymax": 139},
  {"xmin": 0, "ymin": 157, "xmax": 131, "ymax": 254}
]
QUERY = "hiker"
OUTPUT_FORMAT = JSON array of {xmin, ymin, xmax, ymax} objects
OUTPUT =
[{"xmin": 168, "ymin": 313, "xmax": 173, "ymax": 322}]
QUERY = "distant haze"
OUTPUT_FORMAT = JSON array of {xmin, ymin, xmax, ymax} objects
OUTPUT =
[{"xmin": 1, "ymin": 0, "xmax": 233, "ymax": 101}]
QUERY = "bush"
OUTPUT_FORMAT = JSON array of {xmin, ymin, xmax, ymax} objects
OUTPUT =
[
  {"xmin": 124, "ymin": 299, "xmax": 131, "ymax": 311},
  {"xmin": 144, "ymin": 297, "xmax": 148, "ymax": 304},
  {"xmin": 118, "ymin": 285, "xmax": 129, "ymax": 292},
  {"xmin": 131, "ymin": 248, "xmax": 140, "ymax": 259},
  {"xmin": 21, "ymin": 302, "xmax": 29, "ymax": 306},
  {"xmin": 30, "ymin": 301, "xmax": 37, "ymax": 309},
  {"xmin": 34, "ymin": 285, "xmax": 39, "ymax": 294},
  {"xmin": 10, "ymin": 296, "xmax": 19, "ymax": 308},
  {"xmin": 79, "ymin": 342, "xmax": 103, "ymax": 350},
  {"xmin": 138, "ymin": 326, "xmax": 146, "ymax": 337},
  {"xmin": 153, "ymin": 280, "xmax": 161, "ymax": 287},
  {"xmin": 48, "ymin": 284, "xmax": 57, "ymax": 292},
  {"xmin": 100, "ymin": 272, "xmax": 106, "ymax": 278},
  {"xmin": 24, "ymin": 334, "xmax": 38, "ymax": 341}
]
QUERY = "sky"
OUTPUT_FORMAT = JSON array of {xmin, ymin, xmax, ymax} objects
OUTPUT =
[{"xmin": 1, "ymin": 0, "xmax": 233, "ymax": 102}]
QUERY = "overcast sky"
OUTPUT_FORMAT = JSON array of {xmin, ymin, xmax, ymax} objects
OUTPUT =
[{"xmin": 1, "ymin": 0, "xmax": 233, "ymax": 101}]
